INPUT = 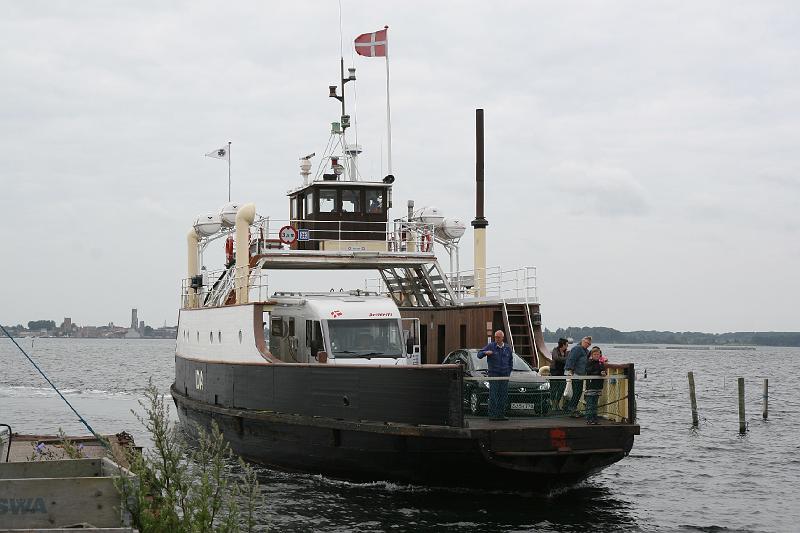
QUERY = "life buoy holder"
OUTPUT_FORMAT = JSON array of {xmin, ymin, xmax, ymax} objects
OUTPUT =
[{"xmin": 420, "ymin": 231, "xmax": 433, "ymax": 252}]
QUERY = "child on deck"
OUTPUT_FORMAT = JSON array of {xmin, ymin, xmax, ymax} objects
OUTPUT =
[{"xmin": 584, "ymin": 347, "xmax": 607, "ymax": 425}]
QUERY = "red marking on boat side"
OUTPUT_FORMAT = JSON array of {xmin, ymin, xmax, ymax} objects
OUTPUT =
[{"xmin": 549, "ymin": 428, "xmax": 568, "ymax": 450}]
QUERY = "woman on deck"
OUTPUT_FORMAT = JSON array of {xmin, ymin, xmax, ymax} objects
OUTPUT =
[{"xmin": 584, "ymin": 346, "xmax": 607, "ymax": 425}]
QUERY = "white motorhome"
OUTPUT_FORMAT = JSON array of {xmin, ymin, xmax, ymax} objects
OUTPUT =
[{"xmin": 268, "ymin": 291, "xmax": 421, "ymax": 365}]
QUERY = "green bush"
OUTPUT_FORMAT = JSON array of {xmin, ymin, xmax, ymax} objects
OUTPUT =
[{"xmin": 116, "ymin": 379, "xmax": 262, "ymax": 532}]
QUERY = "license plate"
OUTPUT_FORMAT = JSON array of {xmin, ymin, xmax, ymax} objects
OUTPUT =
[{"xmin": 511, "ymin": 402, "xmax": 536, "ymax": 410}]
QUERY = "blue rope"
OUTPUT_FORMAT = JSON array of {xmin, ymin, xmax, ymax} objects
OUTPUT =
[{"xmin": 0, "ymin": 324, "xmax": 109, "ymax": 450}]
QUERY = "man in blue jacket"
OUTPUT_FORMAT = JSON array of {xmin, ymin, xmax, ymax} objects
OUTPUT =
[
  {"xmin": 478, "ymin": 330, "xmax": 514, "ymax": 420},
  {"xmin": 564, "ymin": 336, "xmax": 592, "ymax": 416}
]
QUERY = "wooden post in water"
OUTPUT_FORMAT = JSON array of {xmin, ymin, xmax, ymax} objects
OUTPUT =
[
  {"xmin": 688, "ymin": 372, "xmax": 699, "ymax": 427},
  {"xmin": 762, "ymin": 378, "xmax": 769, "ymax": 420},
  {"xmin": 738, "ymin": 377, "xmax": 746, "ymax": 434}
]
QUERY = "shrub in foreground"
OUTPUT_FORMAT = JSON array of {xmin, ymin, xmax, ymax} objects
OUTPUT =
[{"xmin": 116, "ymin": 380, "xmax": 262, "ymax": 532}]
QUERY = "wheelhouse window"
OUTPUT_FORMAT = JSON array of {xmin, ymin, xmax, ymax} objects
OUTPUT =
[
  {"xmin": 305, "ymin": 194, "xmax": 314, "ymax": 216},
  {"xmin": 327, "ymin": 319, "xmax": 404, "ymax": 358},
  {"xmin": 366, "ymin": 190, "xmax": 383, "ymax": 214},
  {"xmin": 319, "ymin": 189, "xmax": 337, "ymax": 213},
  {"xmin": 341, "ymin": 189, "xmax": 361, "ymax": 213}
]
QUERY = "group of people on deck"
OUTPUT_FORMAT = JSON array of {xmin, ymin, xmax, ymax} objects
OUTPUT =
[
  {"xmin": 476, "ymin": 331, "xmax": 609, "ymax": 423},
  {"xmin": 550, "ymin": 336, "xmax": 607, "ymax": 424}
]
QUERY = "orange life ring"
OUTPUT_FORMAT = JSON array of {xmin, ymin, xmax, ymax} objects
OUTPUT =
[{"xmin": 225, "ymin": 235, "xmax": 234, "ymax": 265}]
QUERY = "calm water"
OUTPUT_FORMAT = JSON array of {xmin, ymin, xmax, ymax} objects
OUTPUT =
[{"xmin": 1, "ymin": 338, "xmax": 798, "ymax": 532}]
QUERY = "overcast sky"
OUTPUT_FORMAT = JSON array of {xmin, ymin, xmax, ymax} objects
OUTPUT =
[{"xmin": 1, "ymin": 1, "xmax": 798, "ymax": 333}]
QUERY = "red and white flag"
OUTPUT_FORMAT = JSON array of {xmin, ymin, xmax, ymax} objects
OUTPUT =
[{"xmin": 354, "ymin": 27, "xmax": 387, "ymax": 57}]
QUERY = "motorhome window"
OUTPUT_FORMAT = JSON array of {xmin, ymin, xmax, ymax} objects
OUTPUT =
[
  {"xmin": 288, "ymin": 317, "xmax": 295, "ymax": 337},
  {"xmin": 271, "ymin": 317, "xmax": 283, "ymax": 337},
  {"xmin": 341, "ymin": 189, "xmax": 361, "ymax": 213},
  {"xmin": 327, "ymin": 319, "xmax": 404, "ymax": 358},
  {"xmin": 366, "ymin": 190, "xmax": 383, "ymax": 214},
  {"xmin": 319, "ymin": 189, "xmax": 337, "ymax": 213},
  {"xmin": 305, "ymin": 194, "xmax": 314, "ymax": 215}
]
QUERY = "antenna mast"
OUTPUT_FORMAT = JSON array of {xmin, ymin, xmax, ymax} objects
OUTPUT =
[{"xmin": 329, "ymin": 59, "xmax": 359, "ymax": 181}]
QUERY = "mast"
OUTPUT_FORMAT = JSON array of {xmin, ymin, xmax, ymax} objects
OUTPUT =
[
  {"xmin": 329, "ymin": 59, "xmax": 357, "ymax": 180},
  {"xmin": 471, "ymin": 109, "xmax": 488, "ymax": 297}
]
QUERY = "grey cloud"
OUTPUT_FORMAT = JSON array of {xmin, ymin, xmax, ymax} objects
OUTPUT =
[{"xmin": 550, "ymin": 162, "xmax": 649, "ymax": 216}]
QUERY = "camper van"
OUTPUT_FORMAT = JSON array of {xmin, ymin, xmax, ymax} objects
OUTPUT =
[{"xmin": 268, "ymin": 291, "xmax": 421, "ymax": 365}]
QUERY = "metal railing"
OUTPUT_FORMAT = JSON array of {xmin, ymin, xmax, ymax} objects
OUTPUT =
[
  {"xmin": 460, "ymin": 367, "xmax": 634, "ymax": 423},
  {"xmin": 452, "ymin": 266, "xmax": 538, "ymax": 303},
  {"xmin": 181, "ymin": 265, "xmax": 270, "ymax": 308},
  {"xmin": 365, "ymin": 265, "xmax": 538, "ymax": 304},
  {"xmin": 202, "ymin": 218, "xmax": 438, "ymax": 254}
]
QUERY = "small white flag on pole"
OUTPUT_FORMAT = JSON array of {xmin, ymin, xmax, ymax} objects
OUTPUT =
[
  {"xmin": 205, "ymin": 146, "xmax": 229, "ymax": 160},
  {"xmin": 205, "ymin": 142, "xmax": 232, "ymax": 200}
]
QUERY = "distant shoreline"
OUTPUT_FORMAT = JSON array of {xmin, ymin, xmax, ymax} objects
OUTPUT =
[{"xmin": 543, "ymin": 328, "xmax": 800, "ymax": 348}]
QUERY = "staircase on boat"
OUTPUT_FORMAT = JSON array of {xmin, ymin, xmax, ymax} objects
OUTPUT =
[
  {"xmin": 380, "ymin": 262, "xmax": 456, "ymax": 307},
  {"xmin": 502, "ymin": 300, "xmax": 537, "ymax": 364}
]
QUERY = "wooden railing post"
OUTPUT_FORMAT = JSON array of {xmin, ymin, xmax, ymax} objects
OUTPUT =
[{"xmin": 627, "ymin": 363, "xmax": 636, "ymax": 423}]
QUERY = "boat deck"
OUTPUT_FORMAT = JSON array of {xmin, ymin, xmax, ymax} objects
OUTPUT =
[
  {"xmin": 464, "ymin": 416, "xmax": 631, "ymax": 429},
  {"xmin": 250, "ymin": 249, "xmax": 435, "ymax": 269}
]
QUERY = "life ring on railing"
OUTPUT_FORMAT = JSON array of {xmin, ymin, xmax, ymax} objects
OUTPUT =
[
  {"xmin": 224, "ymin": 235, "xmax": 235, "ymax": 266},
  {"xmin": 420, "ymin": 231, "xmax": 433, "ymax": 252}
]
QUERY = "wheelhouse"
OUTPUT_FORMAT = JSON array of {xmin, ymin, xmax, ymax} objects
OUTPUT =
[{"xmin": 287, "ymin": 181, "xmax": 391, "ymax": 250}]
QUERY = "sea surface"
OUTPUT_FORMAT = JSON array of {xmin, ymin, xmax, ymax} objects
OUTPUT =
[{"xmin": 1, "ymin": 338, "xmax": 798, "ymax": 532}]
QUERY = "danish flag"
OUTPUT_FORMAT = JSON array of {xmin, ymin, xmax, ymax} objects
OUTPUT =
[{"xmin": 354, "ymin": 27, "xmax": 388, "ymax": 57}]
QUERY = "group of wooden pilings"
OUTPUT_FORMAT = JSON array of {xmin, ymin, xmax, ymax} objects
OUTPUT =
[{"xmin": 688, "ymin": 371, "xmax": 768, "ymax": 434}]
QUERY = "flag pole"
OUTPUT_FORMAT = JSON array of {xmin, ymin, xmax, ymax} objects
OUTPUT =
[
  {"xmin": 384, "ymin": 25, "xmax": 393, "ymax": 176},
  {"xmin": 227, "ymin": 141, "xmax": 231, "ymax": 201}
]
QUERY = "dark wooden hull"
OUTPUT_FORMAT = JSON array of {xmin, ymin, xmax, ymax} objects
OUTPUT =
[{"xmin": 172, "ymin": 385, "xmax": 637, "ymax": 490}]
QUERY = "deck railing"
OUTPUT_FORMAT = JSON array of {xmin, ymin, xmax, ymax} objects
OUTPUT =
[
  {"xmin": 181, "ymin": 266, "xmax": 270, "ymax": 308},
  {"xmin": 460, "ymin": 365, "xmax": 635, "ymax": 424},
  {"xmin": 451, "ymin": 265, "xmax": 538, "ymax": 303},
  {"xmin": 197, "ymin": 218, "xmax": 438, "ymax": 255},
  {"xmin": 364, "ymin": 265, "xmax": 538, "ymax": 305}
]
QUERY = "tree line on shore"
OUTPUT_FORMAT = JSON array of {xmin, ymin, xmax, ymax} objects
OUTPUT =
[{"xmin": 543, "ymin": 327, "xmax": 800, "ymax": 347}]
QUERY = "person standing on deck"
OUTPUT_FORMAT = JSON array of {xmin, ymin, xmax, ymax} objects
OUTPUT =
[
  {"xmin": 550, "ymin": 338, "xmax": 570, "ymax": 404},
  {"xmin": 478, "ymin": 330, "xmax": 513, "ymax": 421},
  {"xmin": 564, "ymin": 336, "xmax": 592, "ymax": 416},
  {"xmin": 584, "ymin": 346, "xmax": 607, "ymax": 424}
]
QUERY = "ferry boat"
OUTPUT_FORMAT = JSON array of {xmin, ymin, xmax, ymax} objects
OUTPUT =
[{"xmin": 171, "ymin": 59, "xmax": 639, "ymax": 489}]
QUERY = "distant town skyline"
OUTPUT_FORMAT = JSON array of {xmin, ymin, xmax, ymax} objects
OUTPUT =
[{"xmin": 4, "ymin": 308, "xmax": 177, "ymax": 339}]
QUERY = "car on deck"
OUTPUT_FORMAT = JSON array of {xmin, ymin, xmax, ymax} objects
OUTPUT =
[{"xmin": 443, "ymin": 349, "xmax": 551, "ymax": 416}]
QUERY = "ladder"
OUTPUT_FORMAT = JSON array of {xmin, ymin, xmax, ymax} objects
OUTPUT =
[
  {"xmin": 379, "ymin": 261, "xmax": 456, "ymax": 308},
  {"xmin": 502, "ymin": 300, "xmax": 535, "ymax": 363}
]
